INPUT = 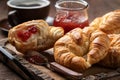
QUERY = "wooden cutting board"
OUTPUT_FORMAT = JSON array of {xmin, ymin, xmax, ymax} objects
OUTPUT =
[{"xmin": 0, "ymin": 38, "xmax": 120, "ymax": 80}]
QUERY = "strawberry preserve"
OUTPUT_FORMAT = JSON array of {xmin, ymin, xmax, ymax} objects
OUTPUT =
[
  {"xmin": 54, "ymin": 0, "xmax": 89, "ymax": 33},
  {"xmin": 17, "ymin": 25, "xmax": 37, "ymax": 42}
]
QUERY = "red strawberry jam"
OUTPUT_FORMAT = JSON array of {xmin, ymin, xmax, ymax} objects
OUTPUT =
[
  {"xmin": 53, "ymin": 11, "xmax": 89, "ymax": 33},
  {"xmin": 25, "ymin": 55, "xmax": 45, "ymax": 65},
  {"xmin": 17, "ymin": 30, "xmax": 31, "ymax": 42},
  {"xmin": 28, "ymin": 25, "xmax": 37, "ymax": 34},
  {"xmin": 17, "ymin": 25, "xmax": 37, "ymax": 42}
]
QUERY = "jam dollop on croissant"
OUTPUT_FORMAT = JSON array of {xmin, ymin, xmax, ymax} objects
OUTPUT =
[{"xmin": 8, "ymin": 20, "xmax": 64, "ymax": 53}]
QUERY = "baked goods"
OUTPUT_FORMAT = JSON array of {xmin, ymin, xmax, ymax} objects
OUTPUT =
[
  {"xmin": 54, "ymin": 10, "xmax": 120, "ymax": 71},
  {"xmin": 99, "ymin": 34, "xmax": 120, "ymax": 68},
  {"xmin": 99, "ymin": 10, "xmax": 120, "ymax": 34},
  {"xmin": 54, "ymin": 28, "xmax": 110, "ymax": 72},
  {"xmin": 8, "ymin": 20, "xmax": 64, "ymax": 53},
  {"xmin": 89, "ymin": 10, "xmax": 120, "ymax": 68},
  {"xmin": 8, "ymin": 9, "xmax": 120, "ymax": 71},
  {"xmin": 90, "ymin": 10, "xmax": 120, "ymax": 34},
  {"xmin": 89, "ymin": 17, "xmax": 102, "ymax": 30}
]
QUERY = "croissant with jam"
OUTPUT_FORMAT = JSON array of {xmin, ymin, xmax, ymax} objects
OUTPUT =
[
  {"xmin": 8, "ymin": 20, "xmax": 64, "ymax": 53},
  {"xmin": 54, "ymin": 28, "xmax": 110, "ymax": 72}
]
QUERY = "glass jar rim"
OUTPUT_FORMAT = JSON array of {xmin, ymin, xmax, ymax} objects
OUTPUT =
[{"xmin": 55, "ymin": 0, "xmax": 88, "ymax": 10}]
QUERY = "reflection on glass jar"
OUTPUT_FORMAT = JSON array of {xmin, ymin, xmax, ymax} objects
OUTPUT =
[{"xmin": 53, "ymin": 0, "xmax": 89, "ymax": 33}]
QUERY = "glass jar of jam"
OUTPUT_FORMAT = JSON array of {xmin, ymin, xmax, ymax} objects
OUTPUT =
[{"xmin": 53, "ymin": 0, "xmax": 89, "ymax": 33}]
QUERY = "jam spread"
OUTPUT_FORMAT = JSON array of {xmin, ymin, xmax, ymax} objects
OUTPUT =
[
  {"xmin": 53, "ymin": 11, "xmax": 89, "ymax": 33},
  {"xmin": 28, "ymin": 25, "xmax": 38, "ymax": 33},
  {"xmin": 54, "ymin": 20, "xmax": 89, "ymax": 33},
  {"xmin": 17, "ymin": 25, "xmax": 37, "ymax": 42},
  {"xmin": 25, "ymin": 55, "xmax": 46, "ymax": 65}
]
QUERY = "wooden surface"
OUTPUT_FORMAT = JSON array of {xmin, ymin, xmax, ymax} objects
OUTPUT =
[
  {"xmin": 1, "ymin": 38, "xmax": 120, "ymax": 80},
  {"xmin": 0, "ymin": 0, "xmax": 120, "ymax": 80}
]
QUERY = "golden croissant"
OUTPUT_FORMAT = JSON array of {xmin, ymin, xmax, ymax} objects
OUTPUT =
[
  {"xmin": 8, "ymin": 20, "xmax": 64, "ymax": 53},
  {"xmin": 89, "ymin": 10, "xmax": 120, "ymax": 68},
  {"xmin": 99, "ymin": 34, "xmax": 120, "ymax": 68},
  {"xmin": 54, "ymin": 28, "xmax": 110, "ymax": 72},
  {"xmin": 90, "ymin": 10, "xmax": 120, "ymax": 34}
]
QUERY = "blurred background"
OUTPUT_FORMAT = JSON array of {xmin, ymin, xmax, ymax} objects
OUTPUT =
[{"xmin": 0, "ymin": 0, "xmax": 120, "ymax": 22}]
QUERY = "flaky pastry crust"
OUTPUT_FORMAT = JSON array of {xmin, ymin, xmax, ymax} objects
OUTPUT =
[
  {"xmin": 99, "ymin": 34, "xmax": 120, "ymax": 68},
  {"xmin": 90, "ymin": 10, "xmax": 120, "ymax": 34},
  {"xmin": 54, "ymin": 28, "xmax": 110, "ymax": 72}
]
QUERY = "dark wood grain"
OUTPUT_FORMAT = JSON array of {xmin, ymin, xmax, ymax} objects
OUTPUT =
[
  {"xmin": 0, "ymin": 0, "xmax": 120, "ymax": 80},
  {"xmin": 1, "ymin": 39, "xmax": 120, "ymax": 80}
]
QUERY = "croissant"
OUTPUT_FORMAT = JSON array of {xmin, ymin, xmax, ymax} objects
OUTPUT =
[
  {"xmin": 90, "ymin": 10, "xmax": 120, "ymax": 34},
  {"xmin": 54, "ymin": 28, "xmax": 110, "ymax": 72},
  {"xmin": 89, "ymin": 10, "xmax": 120, "ymax": 68},
  {"xmin": 98, "ymin": 34, "xmax": 120, "ymax": 68},
  {"xmin": 8, "ymin": 20, "xmax": 64, "ymax": 53},
  {"xmin": 89, "ymin": 17, "xmax": 102, "ymax": 30}
]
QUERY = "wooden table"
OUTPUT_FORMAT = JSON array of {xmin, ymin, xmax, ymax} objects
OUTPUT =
[{"xmin": 0, "ymin": 0, "xmax": 120, "ymax": 80}]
